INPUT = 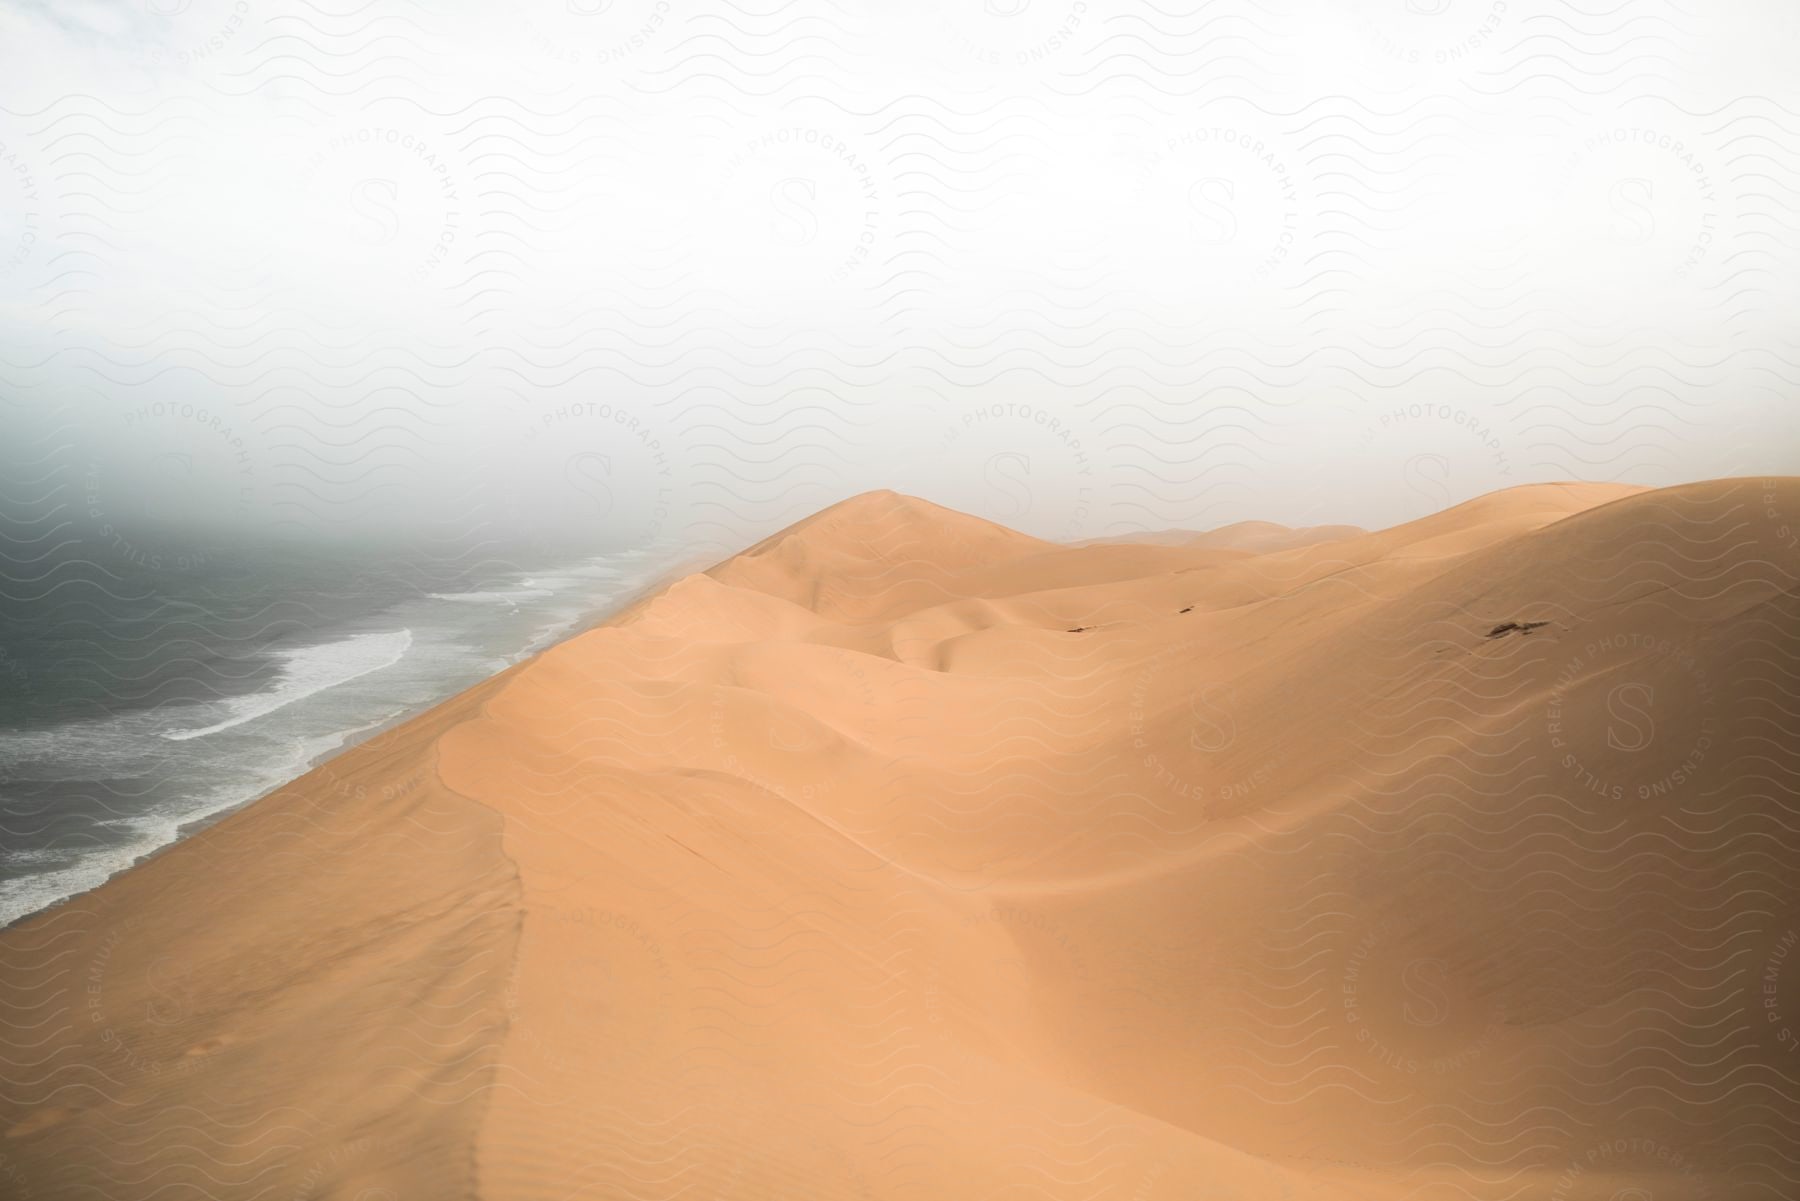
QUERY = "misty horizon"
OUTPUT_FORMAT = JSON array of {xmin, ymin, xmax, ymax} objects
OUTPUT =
[{"xmin": 4, "ymin": 0, "xmax": 1797, "ymax": 555}]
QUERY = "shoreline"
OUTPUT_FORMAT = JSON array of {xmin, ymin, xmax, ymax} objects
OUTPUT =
[{"xmin": 0, "ymin": 545, "xmax": 708, "ymax": 935}]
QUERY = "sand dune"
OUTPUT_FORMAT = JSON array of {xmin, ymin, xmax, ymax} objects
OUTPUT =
[{"xmin": 4, "ymin": 479, "xmax": 1799, "ymax": 1199}]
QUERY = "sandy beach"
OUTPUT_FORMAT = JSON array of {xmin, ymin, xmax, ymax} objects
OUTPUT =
[{"xmin": 3, "ymin": 480, "xmax": 1797, "ymax": 1199}]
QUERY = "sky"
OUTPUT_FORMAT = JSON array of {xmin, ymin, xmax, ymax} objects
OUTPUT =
[{"xmin": 1, "ymin": 0, "xmax": 1797, "ymax": 557}]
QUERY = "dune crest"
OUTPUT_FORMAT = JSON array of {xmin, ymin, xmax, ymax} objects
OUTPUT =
[{"xmin": 3, "ymin": 479, "xmax": 1798, "ymax": 1199}]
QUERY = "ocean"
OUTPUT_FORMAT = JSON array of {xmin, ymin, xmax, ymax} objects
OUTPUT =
[{"xmin": 0, "ymin": 536, "xmax": 688, "ymax": 928}]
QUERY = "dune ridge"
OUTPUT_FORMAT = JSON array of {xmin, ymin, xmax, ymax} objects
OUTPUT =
[{"xmin": 3, "ymin": 479, "xmax": 1798, "ymax": 1199}]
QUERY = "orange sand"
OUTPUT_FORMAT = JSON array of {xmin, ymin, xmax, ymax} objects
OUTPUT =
[{"xmin": 4, "ymin": 480, "xmax": 1798, "ymax": 1199}]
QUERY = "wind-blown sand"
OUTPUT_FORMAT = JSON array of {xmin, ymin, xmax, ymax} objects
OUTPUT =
[{"xmin": 4, "ymin": 480, "xmax": 1799, "ymax": 1199}]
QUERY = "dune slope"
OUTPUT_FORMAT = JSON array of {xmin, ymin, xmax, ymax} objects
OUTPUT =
[{"xmin": 3, "ymin": 480, "xmax": 1798, "ymax": 1200}]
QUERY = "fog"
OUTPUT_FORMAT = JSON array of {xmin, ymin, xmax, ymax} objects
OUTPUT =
[{"xmin": 2, "ymin": 0, "xmax": 1796, "ymax": 558}]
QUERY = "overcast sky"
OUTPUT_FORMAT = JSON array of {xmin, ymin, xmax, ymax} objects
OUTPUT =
[{"xmin": 1, "ymin": 0, "xmax": 1796, "ymax": 556}]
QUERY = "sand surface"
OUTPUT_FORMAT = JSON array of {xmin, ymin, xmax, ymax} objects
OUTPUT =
[{"xmin": 4, "ymin": 480, "xmax": 1799, "ymax": 1199}]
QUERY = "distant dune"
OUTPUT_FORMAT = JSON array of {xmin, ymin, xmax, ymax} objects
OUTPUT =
[
  {"xmin": 4, "ymin": 480, "xmax": 1798, "ymax": 1199},
  {"xmin": 1076, "ymin": 519, "xmax": 1368, "ymax": 552}
]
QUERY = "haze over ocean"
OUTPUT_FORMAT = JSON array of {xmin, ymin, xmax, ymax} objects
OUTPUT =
[{"xmin": 2, "ymin": 0, "xmax": 1797, "ymax": 548}]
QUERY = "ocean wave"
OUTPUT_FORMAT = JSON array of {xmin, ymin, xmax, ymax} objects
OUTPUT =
[
  {"xmin": 162, "ymin": 629, "xmax": 414, "ymax": 742},
  {"xmin": 426, "ymin": 587, "xmax": 553, "ymax": 606},
  {"xmin": 2, "ymin": 545, "xmax": 682, "ymax": 927}
]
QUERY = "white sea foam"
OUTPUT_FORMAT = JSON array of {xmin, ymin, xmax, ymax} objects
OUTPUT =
[
  {"xmin": 0, "ymin": 710, "xmax": 170, "ymax": 777},
  {"xmin": 162, "ymin": 628, "xmax": 414, "ymax": 742},
  {"xmin": 0, "ymin": 847, "xmax": 141, "ymax": 929},
  {"xmin": 0, "ymin": 719, "xmax": 404, "ymax": 930},
  {"xmin": 4, "ymin": 546, "xmax": 683, "ymax": 928},
  {"xmin": 426, "ymin": 587, "xmax": 551, "ymax": 606}
]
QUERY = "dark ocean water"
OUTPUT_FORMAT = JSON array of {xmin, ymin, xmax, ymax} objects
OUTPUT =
[{"xmin": 0, "ymin": 535, "xmax": 685, "ymax": 927}]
